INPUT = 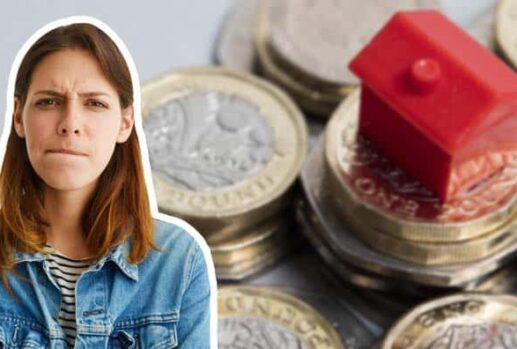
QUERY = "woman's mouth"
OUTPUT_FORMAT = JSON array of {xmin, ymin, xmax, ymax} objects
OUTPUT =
[{"xmin": 48, "ymin": 148, "xmax": 87, "ymax": 156}]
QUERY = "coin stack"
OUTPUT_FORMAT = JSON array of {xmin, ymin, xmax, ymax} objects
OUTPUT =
[
  {"xmin": 209, "ymin": 212, "xmax": 295, "ymax": 280},
  {"xmin": 141, "ymin": 67, "xmax": 308, "ymax": 280},
  {"xmin": 296, "ymin": 89, "xmax": 517, "ymax": 295}
]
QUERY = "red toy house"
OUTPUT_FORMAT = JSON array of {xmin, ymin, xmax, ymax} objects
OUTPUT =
[{"xmin": 349, "ymin": 10, "xmax": 517, "ymax": 202}]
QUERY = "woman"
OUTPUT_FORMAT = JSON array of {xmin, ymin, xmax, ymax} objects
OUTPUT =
[{"xmin": 0, "ymin": 18, "xmax": 214, "ymax": 348}]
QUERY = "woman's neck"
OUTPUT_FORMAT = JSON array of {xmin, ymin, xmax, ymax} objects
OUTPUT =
[{"xmin": 43, "ymin": 183, "xmax": 95, "ymax": 259}]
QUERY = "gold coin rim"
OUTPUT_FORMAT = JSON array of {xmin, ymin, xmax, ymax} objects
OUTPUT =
[{"xmin": 218, "ymin": 285, "xmax": 345, "ymax": 348}]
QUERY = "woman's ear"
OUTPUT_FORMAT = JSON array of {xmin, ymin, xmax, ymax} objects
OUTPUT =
[
  {"xmin": 13, "ymin": 96, "xmax": 25, "ymax": 138},
  {"xmin": 116, "ymin": 105, "xmax": 134, "ymax": 143}
]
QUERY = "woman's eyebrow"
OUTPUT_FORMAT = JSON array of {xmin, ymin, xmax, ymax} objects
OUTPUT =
[
  {"xmin": 34, "ymin": 90, "xmax": 63, "ymax": 97},
  {"xmin": 33, "ymin": 90, "xmax": 111, "ymax": 98},
  {"xmin": 79, "ymin": 91, "xmax": 111, "ymax": 98}
]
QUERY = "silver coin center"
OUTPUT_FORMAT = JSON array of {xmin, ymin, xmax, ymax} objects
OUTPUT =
[
  {"xmin": 218, "ymin": 316, "xmax": 306, "ymax": 349},
  {"xmin": 144, "ymin": 91, "xmax": 274, "ymax": 192}
]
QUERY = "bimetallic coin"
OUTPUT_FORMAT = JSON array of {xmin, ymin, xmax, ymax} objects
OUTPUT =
[
  {"xmin": 142, "ymin": 67, "xmax": 307, "ymax": 235},
  {"xmin": 300, "ymin": 136, "xmax": 517, "ymax": 287},
  {"xmin": 382, "ymin": 293, "xmax": 517, "ymax": 349},
  {"xmin": 215, "ymin": 0, "xmax": 261, "ymax": 72},
  {"xmin": 218, "ymin": 286, "xmax": 345, "ymax": 348},
  {"xmin": 496, "ymin": 0, "xmax": 517, "ymax": 69},
  {"xmin": 325, "ymin": 89, "xmax": 517, "ymax": 243}
]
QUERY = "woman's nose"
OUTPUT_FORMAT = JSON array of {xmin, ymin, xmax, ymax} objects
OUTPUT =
[{"xmin": 57, "ymin": 100, "xmax": 81, "ymax": 135}]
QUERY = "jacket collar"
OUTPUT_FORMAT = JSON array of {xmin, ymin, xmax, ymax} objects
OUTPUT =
[{"xmin": 14, "ymin": 239, "xmax": 139, "ymax": 282}]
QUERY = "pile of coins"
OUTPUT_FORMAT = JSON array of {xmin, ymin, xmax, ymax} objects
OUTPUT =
[
  {"xmin": 214, "ymin": 0, "xmax": 517, "ymax": 347},
  {"xmin": 141, "ymin": 0, "xmax": 517, "ymax": 347},
  {"xmin": 296, "ymin": 89, "xmax": 517, "ymax": 296},
  {"xmin": 141, "ymin": 67, "xmax": 308, "ymax": 280}
]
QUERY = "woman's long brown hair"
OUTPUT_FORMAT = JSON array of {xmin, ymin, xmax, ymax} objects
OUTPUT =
[{"xmin": 0, "ymin": 23, "xmax": 160, "ymax": 301}]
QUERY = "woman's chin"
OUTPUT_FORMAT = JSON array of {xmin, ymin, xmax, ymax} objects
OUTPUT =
[{"xmin": 41, "ymin": 176, "xmax": 98, "ymax": 193}]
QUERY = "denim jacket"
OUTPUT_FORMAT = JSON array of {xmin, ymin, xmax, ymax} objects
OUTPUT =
[{"xmin": 0, "ymin": 218, "xmax": 212, "ymax": 348}]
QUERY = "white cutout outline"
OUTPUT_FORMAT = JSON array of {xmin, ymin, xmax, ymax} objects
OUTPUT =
[{"xmin": 2, "ymin": 15, "xmax": 218, "ymax": 348}]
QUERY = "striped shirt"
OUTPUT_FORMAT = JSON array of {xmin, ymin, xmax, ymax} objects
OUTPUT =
[{"xmin": 44, "ymin": 243, "xmax": 94, "ymax": 348}]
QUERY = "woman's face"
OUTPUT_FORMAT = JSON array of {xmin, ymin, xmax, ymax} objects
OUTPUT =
[{"xmin": 13, "ymin": 49, "xmax": 134, "ymax": 193}]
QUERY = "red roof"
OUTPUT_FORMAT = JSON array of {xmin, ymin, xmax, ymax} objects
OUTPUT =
[{"xmin": 349, "ymin": 10, "xmax": 517, "ymax": 154}]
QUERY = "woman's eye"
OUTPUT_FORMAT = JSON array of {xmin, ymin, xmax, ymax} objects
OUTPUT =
[
  {"xmin": 87, "ymin": 100, "xmax": 107, "ymax": 108},
  {"xmin": 36, "ymin": 98, "xmax": 58, "ymax": 106}
]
